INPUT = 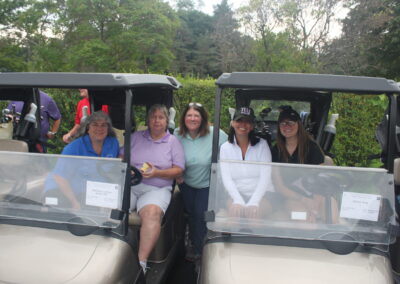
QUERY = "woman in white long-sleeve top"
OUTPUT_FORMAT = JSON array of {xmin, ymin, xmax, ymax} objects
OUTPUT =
[{"xmin": 219, "ymin": 107, "xmax": 273, "ymax": 218}]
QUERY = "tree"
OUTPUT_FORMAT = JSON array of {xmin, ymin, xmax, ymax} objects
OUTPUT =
[
  {"xmin": 212, "ymin": 0, "xmax": 255, "ymax": 74},
  {"xmin": 380, "ymin": 0, "xmax": 400, "ymax": 79},
  {"xmin": 320, "ymin": 0, "xmax": 395, "ymax": 77},
  {"xmin": 238, "ymin": 0, "xmax": 340, "ymax": 72},
  {"xmin": 54, "ymin": 0, "xmax": 179, "ymax": 72},
  {"xmin": 281, "ymin": 0, "xmax": 340, "ymax": 52},
  {"xmin": 171, "ymin": 6, "xmax": 216, "ymax": 76}
]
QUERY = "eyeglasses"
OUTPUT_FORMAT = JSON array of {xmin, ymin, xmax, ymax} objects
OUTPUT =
[
  {"xmin": 188, "ymin": 102, "xmax": 203, "ymax": 108},
  {"xmin": 279, "ymin": 121, "xmax": 297, "ymax": 127}
]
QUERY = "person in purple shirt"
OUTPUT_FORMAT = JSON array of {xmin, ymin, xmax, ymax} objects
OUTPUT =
[
  {"xmin": 8, "ymin": 90, "xmax": 61, "ymax": 152},
  {"xmin": 120, "ymin": 104, "xmax": 185, "ymax": 273}
]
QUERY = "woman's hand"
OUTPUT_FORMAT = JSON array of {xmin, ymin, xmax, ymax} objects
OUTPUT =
[
  {"xmin": 229, "ymin": 203, "xmax": 245, "ymax": 217},
  {"xmin": 244, "ymin": 205, "xmax": 259, "ymax": 218},
  {"xmin": 141, "ymin": 162, "xmax": 156, "ymax": 179},
  {"xmin": 176, "ymin": 175, "xmax": 184, "ymax": 184},
  {"xmin": 63, "ymin": 133, "xmax": 72, "ymax": 143}
]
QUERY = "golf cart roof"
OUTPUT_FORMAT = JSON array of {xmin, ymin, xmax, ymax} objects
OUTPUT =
[
  {"xmin": 216, "ymin": 72, "xmax": 400, "ymax": 94},
  {"xmin": 0, "ymin": 72, "xmax": 181, "ymax": 89}
]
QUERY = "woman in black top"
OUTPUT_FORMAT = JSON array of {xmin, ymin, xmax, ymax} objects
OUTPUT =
[
  {"xmin": 272, "ymin": 107, "xmax": 324, "ymax": 165},
  {"xmin": 272, "ymin": 107, "xmax": 337, "ymax": 222}
]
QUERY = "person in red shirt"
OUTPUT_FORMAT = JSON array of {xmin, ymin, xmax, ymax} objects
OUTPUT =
[{"xmin": 63, "ymin": 89, "xmax": 108, "ymax": 143}]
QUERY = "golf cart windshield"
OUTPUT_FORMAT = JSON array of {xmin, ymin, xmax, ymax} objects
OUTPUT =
[
  {"xmin": 208, "ymin": 161, "xmax": 395, "ymax": 245},
  {"xmin": 0, "ymin": 151, "xmax": 126, "ymax": 229}
]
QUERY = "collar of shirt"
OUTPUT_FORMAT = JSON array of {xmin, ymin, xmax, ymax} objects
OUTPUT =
[
  {"xmin": 143, "ymin": 129, "xmax": 170, "ymax": 143},
  {"xmin": 184, "ymin": 133, "xmax": 200, "ymax": 141},
  {"xmin": 233, "ymin": 136, "xmax": 250, "ymax": 149},
  {"xmin": 82, "ymin": 134, "xmax": 97, "ymax": 155}
]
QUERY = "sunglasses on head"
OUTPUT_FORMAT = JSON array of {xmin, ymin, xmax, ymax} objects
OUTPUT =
[{"xmin": 188, "ymin": 102, "xmax": 203, "ymax": 108}]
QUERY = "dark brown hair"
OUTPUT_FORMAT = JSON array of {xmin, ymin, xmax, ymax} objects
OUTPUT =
[
  {"xmin": 276, "ymin": 121, "xmax": 313, "ymax": 163},
  {"xmin": 178, "ymin": 103, "xmax": 210, "ymax": 137},
  {"xmin": 228, "ymin": 121, "xmax": 260, "ymax": 146}
]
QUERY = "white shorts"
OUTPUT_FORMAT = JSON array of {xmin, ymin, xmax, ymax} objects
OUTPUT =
[{"xmin": 130, "ymin": 183, "xmax": 172, "ymax": 214}]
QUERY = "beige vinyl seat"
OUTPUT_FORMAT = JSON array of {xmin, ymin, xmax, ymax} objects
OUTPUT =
[
  {"xmin": 323, "ymin": 155, "xmax": 334, "ymax": 166},
  {"xmin": 0, "ymin": 139, "xmax": 28, "ymax": 152}
]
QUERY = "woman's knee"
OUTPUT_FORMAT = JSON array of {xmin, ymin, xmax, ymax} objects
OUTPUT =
[{"xmin": 139, "ymin": 204, "xmax": 163, "ymax": 223}]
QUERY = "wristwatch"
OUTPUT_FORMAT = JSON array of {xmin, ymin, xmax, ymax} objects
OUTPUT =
[{"xmin": 48, "ymin": 131, "xmax": 57, "ymax": 135}]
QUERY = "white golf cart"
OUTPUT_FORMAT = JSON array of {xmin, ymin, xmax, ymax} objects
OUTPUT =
[
  {"xmin": 200, "ymin": 72, "xmax": 400, "ymax": 283},
  {"xmin": 0, "ymin": 72, "xmax": 185, "ymax": 284}
]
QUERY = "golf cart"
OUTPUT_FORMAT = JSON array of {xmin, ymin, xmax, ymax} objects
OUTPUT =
[
  {"xmin": 200, "ymin": 72, "xmax": 400, "ymax": 283},
  {"xmin": 0, "ymin": 72, "xmax": 185, "ymax": 284},
  {"xmin": 0, "ymin": 85, "xmax": 43, "ymax": 152}
]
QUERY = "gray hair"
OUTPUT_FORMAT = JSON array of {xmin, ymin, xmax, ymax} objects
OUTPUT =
[
  {"xmin": 78, "ymin": 111, "xmax": 116, "ymax": 138},
  {"xmin": 146, "ymin": 104, "xmax": 169, "ymax": 131}
]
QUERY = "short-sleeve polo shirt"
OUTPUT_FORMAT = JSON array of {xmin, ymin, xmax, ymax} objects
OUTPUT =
[
  {"xmin": 174, "ymin": 126, "xmax": 228, "ymax": 188},
  {"xmin": 120, "ymin": 130, "xmax": 185, "ymax": 188},
  {"xmin": 62, "ymin": 135, "xmax": 119, "ymax": 157}
]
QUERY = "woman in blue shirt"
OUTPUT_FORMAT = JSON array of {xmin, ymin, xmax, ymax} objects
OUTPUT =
[
  {"xmin": 174, "ymin": 102, "xmax": 227, "ymax": 260},
  {"xmin": 45, "ymin": 111, "xmax": 119, "ymax": 209}
]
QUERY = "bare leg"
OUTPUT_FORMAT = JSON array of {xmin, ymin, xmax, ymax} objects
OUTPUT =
[{"xmin": 138, "ymin": 204, "xmax": 163, "ymax": 262}]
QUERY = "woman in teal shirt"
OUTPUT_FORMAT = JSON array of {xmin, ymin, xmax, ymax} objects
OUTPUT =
[{"xmin": 174, "ymin": 102, "xmax": 227, "ymax": 260}]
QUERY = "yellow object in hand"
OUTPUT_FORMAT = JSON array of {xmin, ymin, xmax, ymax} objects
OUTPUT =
[{"xmin": 141, "ymin": 162, "xmax": 151, "ymax": 172}]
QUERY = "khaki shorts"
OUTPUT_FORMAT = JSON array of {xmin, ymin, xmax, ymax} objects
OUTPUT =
[{"xmin": 130, "ymin": 183, "xmax": 172, "ymax": 213}]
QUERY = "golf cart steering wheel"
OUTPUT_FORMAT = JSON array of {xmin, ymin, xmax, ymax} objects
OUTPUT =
[{"xmin": 130, "ymin": 166, "xmax": 143, "ymax": 186}]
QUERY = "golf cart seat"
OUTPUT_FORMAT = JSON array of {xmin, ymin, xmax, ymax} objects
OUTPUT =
[
  {"xmin": 128, "ymin": 211, "xmax": 142, "ymax": 226},
  {"xmin": 0, "ymin": 139, "xmax": 28, "ymax": 152},
  {"xmin": 323, "ymin": 156, "xmax": 334, "ymax": 166}
]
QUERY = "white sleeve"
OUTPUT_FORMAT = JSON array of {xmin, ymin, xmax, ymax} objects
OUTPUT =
[
  {"xmin": 220, "ymin": 143, "xmax": 246, "ymax": 205},
  {"xmin": 247, "ymin": 140, "xmax": 273, "ymax": 206}
]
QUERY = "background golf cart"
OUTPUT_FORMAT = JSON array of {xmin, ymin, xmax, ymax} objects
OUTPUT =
[
  {"xmin": 0, "ymin": 72, "xmax": 185, "ymax": 284},
  {"xmin": 200, "ymin": 72, "xmax": 400, "ymax": 283},
  {"xmin": 0, "ymin": 87, "xmax": 43, "ymax": 152}
]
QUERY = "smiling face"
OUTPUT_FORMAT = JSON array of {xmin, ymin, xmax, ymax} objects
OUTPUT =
[
  {"xmin": 279, "ymin": 119, "xmax": 299, "ymax": 139},
  {"xmin": 232, "ymin": 118, "xmax": 254, "ymax": 138},
  {"xmin": 149, "ymin": 109, "xmax": 168, "ymax": 135},
  {"xmin": 88, "ymin": 118, "xmax": 108, "ymax": 143},
  {"xmin": 184, "ymin": 108, "xmax": 202, "ymax": 134}
]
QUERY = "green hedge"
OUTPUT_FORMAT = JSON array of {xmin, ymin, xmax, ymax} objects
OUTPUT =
[{"xmin": 331, "ymin": 94, "xmax": 387, "ymax": 167}]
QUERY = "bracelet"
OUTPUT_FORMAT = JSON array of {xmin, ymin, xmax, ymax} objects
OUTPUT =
[{"xmin": 48, "ymin": 131, "xmax": 57, "ymax": 135}]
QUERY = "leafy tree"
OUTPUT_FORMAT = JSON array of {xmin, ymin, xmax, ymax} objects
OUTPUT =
[
  {"xmin": 212, "ymin": 0, "xmax": 255, "ymax": 74},
  {"xmin": 380, "ymin": 0, "xmax": 400, "ymax": 79},
  {"xmin": 0, "ymin": 38, "xmax": 26, "ymax": 72},
  {"xmin": 171, "ymin": 7, "xmax": 216, "ymax": 76},
  {"xmin": 320, "ymin": 0, "xmax": 395, "ymax": 77},
  {"xmin": 280, "ymin": 0, "xmax": 340, "ymax": 52}
]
